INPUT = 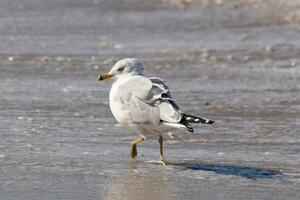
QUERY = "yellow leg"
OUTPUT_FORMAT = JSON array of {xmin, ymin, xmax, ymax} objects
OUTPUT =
[
  {"xmin": 146, "ymin": 135, "xmax": 167, "ymax": 166},
  {"xmin": 130, "ymin": 135, "xmax": 145, "ymax": 159},
  {"xmin": 159, "ymin": 135, "xmax": 164, "ymax": 162}
]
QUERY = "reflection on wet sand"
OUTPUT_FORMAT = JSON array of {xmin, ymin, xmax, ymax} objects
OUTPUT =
[{"xmin": 103, "ymin": 163, "xmax": 174, "ymax": 200}]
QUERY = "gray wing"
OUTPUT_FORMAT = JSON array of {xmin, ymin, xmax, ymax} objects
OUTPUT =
[
  {"xmin": 146, "ymin": 77, "xmax": 182, "ymax": 123},
  {"xmin": 116, "ymin": 76, "xmax": 182, "ymax": 125}
]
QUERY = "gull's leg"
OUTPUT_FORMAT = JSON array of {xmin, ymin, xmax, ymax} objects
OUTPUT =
[
  {"xmin": 130, "ymin": 135, "xmax": 145, "ymax": 159},
  {"xmin": 159, "ymin": 135, "xmax": 164, "ymax": 161},
  {"xmin": 146, "ymin": 135, "xmax": 167, "ymax": 166},
  {"xmin": 158, "ymin": 135, "xmax": 166, "ymax": 165}
]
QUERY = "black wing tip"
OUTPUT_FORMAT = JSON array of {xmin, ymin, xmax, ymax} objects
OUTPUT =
[
  {"xmin": 183, "ymin": 113, "xmax": 215, "ymax": 125},
  {"xmin": 182, "ymin": 121, "xmax": 194, "ymax": 133},
  {"xmin": 207, "ymin": 120, "xmax": 215, "ymax": 125},
  {"xmin": 187, "ymin": 126, "xmax": 194, "ymax": 133}
]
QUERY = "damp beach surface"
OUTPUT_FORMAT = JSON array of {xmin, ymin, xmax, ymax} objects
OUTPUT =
[{"xmin": 0, "ymin": 0, "xmax": 300, "ymax": 199}]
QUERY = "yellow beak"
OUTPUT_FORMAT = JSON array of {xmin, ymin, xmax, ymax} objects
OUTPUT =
[{"xmin": 97, "ymin": 73, "xmax": 113, "ymax": 81}]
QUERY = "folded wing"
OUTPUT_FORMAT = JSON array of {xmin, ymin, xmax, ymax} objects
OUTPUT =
[
  {"xmin": 147, "ymin": 77, "xmax": 182, "ymax": 123},
  {"xmin": 116, "ymin": 76, "xmax": 182, "ymax": 125}
]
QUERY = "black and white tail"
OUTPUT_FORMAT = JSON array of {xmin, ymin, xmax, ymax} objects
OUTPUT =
[{"xmin": 180, "ymin": 113, "xmax": 215, "ymax": 133}]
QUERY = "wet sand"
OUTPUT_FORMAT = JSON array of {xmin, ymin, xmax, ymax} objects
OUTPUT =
[{"xmin": 0, "ymin": 0, "xmax": 300, "ymax": 199}]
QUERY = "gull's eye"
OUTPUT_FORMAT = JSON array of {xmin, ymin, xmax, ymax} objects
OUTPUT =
[{"xmin": 117, "ymin": 67, "xmax": 125, "ymax": 72}]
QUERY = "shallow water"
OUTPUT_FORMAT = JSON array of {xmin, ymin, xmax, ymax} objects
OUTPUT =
[{"xmin": 0, "ymin": 0, "xmax": 300, "ymax": 199}]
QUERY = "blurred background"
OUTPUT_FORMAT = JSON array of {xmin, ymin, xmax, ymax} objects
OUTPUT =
[{"xmin": 0, "ymin": 0, "xmax": 300, "ymax": 200}]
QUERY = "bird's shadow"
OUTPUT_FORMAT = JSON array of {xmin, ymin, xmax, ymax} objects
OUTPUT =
[{"xmin": 169, "ymin": 161, "xmax": 282, "ymax": 180}]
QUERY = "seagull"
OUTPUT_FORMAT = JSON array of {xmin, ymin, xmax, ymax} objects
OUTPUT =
[{"xmin": 97, "ymin": 58, "xmax": 215, "ymax": 165}]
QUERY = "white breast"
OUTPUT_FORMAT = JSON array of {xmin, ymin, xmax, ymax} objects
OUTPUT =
[{"xmin": 109, "ymin": 78, "xmax": 131, "ymax": 124}]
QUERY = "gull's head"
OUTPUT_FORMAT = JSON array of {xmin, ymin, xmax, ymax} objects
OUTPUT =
[{"xmin": 97, "ymin": 58, "xmax": 144, "ymax": 81}]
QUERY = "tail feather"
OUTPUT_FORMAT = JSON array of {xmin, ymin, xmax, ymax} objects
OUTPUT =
[{"xmin": 180, "ymin": 113, "xmax": 215, "ymax": 133}]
